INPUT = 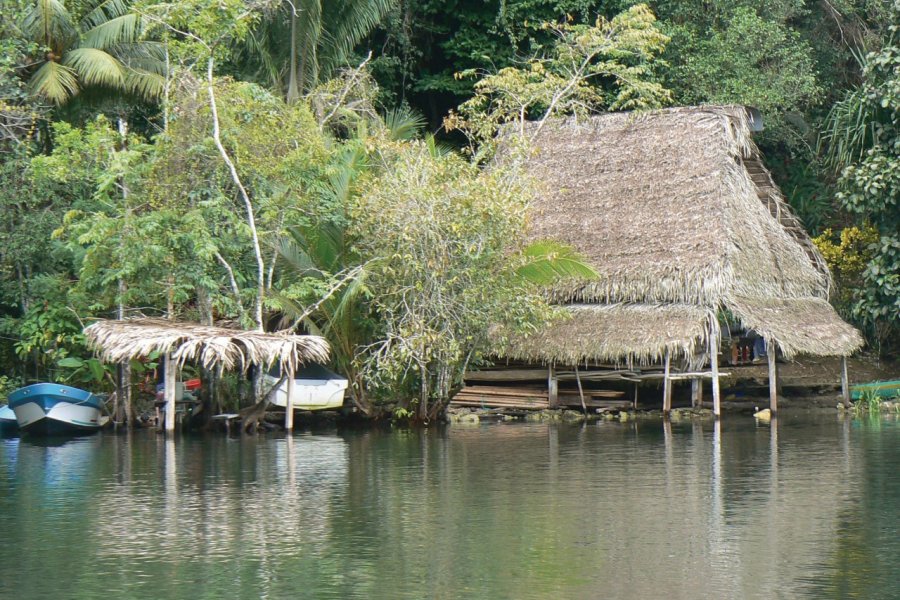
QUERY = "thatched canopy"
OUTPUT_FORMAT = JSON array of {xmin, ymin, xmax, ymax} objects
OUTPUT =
[
  {"xmin": 509, "ymin": 105, "xmax": 862, "ymax": 360},
  {"xmin": 728, "ymin": 296, "xmax": 863, "ymax": 359},
  {"xmin": 501, "ymin": 304, "xmax": 715, "ymax": 367},
  {"xmin": 84, "ymin": 319, "xmax": 330, "ymax": 373}
]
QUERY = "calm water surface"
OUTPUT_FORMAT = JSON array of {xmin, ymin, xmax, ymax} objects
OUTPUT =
[{"xmin": 0, "ymin": 414, "xmax": 897, "ymax": 600}]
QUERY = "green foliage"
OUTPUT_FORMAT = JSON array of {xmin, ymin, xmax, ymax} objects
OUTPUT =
[
  {"xmin": 658, "ymin": 2, "xmax": 821, "ymax": 147},
  {"xmin": 516, "ymin": 240, "xmax": 598, "ymax": 284},
  {"xmin": 853, "ymin": 388, "xmax": 883, "ymax": 413},
  {"xmin": 350, "ymin": 139, "xmax": 570, "ymax": 417},
  {"xmin": 17, "ymin": 0, "xmax": 165, "ymax": 105},
  {"xmin": 822, "ymin": 17, "xmax": 899, "ymax": 351},
  {"xmin": 57, "ymin": 355, "xmax": 111, "ymax": 384},
  {"xmin": 446, "ymin": 4, "xmax": 671, "ymax": 153},
  {"xmin": 238, "ymin": 0, "xmax": 395, "ymax": 101}
]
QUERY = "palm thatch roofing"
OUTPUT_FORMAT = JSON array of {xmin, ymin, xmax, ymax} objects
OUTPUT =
[
  {"xmin": 501, "ymin": 105, "xmax": 862, "ymax": 363},
  {"xmin": 84, "ymin": 318, "xmax": 330, "ymax": 373},
  {"xmin": 501, "ymin": 304, "xmax": 715, "ymax": 367}
]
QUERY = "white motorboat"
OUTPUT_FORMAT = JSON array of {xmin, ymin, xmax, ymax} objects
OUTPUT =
[{"xmin": 265, "ymin": 365, "xmax": 348, "ymax": 411}]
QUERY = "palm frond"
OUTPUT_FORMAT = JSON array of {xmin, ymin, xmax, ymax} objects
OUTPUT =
[
  {"xmin": 29, "ymin": 60, "xmax": 79, "ymax": 104},
  {"xmin": 322, "ymin": 0, "xmax": 394, "ymax": 75},
  {"xmin": 80, "ymin": 0, "xmax": 131, "ymax": 30},
  {"xmin": 425, "ymin": 133, "xmax": 454, "ymax": 157},
  {"xmin": 516, "ymin": 240, "xmax": 598, "ymax": 285},
  {"xmin": 820, "ymin": 86, "xmax": 877, "ymax": 170},
  {"xmin": 123, "ymin": 68, "xmax": 164, "ymax": 99},
  {"xmin": 63, "ymin": 47, "xmax": 126, "ymax": 88},
  {"xmin": 383, "ymin": 107, "xmax": 425, "ymax": 141},
  {"xmin": 277, "ymin": 234, "xmax": 320, "ymax": 278},
  {"xmin": 22, "ymin": 0, "xmax": 77, "ymax": 49},
  {"xmin": 81, "ymin": 13, "xmax": 143, "ymax": 49}
]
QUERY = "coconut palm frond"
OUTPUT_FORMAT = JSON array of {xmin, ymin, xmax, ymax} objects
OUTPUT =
[
  {"xmin": 80, "ymin": 0, "xmax": 131, "ymax": 30},
  {"xmin": 516, "ymin": 240, "xmax": 599, "ymax": 285},
  {"xmin": 81, "ymin": 13, "xmax": 143, "ymax": 49},
  {"xmin": 123, "ymin": 68, "xmax": 164, "ymax": 99},
  {"xmin": 22, "ymin": 0, "xmax": 77, "ymax": 49},
  {"xmin": 64, "ymin": 47, "xmax": 126, "ymax": 88},
  {"xmin": 29, "ymin": 60, "xmax": 79, "ymax": 104}
]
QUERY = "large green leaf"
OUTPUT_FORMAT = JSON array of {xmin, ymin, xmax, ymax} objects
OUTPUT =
[{"xmin": 516, "ymin": 240, "xmax": 598, "ymax": 285}]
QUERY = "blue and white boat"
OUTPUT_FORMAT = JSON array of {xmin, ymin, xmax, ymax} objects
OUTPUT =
[
  {"xmin": 8, "ymin": 383, "xmax": 104, "ymax": 435},
  {"xmin": 0, "ymin": 404, "xmax": 17, "ymax": 433}
]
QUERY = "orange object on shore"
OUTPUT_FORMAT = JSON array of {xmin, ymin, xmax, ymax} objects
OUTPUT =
[{"xmin": 185, "ymin": 378, "xmax": 202, "ymax": 391}]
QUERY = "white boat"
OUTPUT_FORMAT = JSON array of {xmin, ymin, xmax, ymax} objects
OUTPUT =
[
  {"xmin": 8, "ymin": 383, "xmax": 104, "ymax": 435},
  {"xmin": 265, "ymin": 365, "xmax": 348, "ymax": 411}
]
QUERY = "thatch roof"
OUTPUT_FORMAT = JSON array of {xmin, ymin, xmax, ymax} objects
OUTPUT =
[
  {"xmin": 727, "ymin": 296, "xmax": 864, "ymax": 359},
  {"xmin": 501, "ymin": 304, "xmax": 715, "ymax": 367},
  {"xmin": 509, "ymin": 105, "xmax": 862, "ymax": 360},
  {"xmin": 84, "ymin": 318, "xmax": 330, "ymax": 373},
  {"xmin": 521, "ymin": 106, "xmax": 832, "ymax": 305}
]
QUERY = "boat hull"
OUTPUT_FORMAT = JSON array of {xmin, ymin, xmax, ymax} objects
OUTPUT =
[
  {"xmin": 850, "ymin": 379, "xmax": 900, "ymax": 401},
  {"xmin": 265, "ymin": 374, "xmax": 348, "ymax": 411},
  {"xmin": 9, "ymin": 384, "xmax": 103, "ymax": 435}
]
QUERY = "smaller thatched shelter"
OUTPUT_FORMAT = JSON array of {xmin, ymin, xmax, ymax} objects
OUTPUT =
[
  {"xmin": 84, "ymin": 318, "xmax": 330, "ymax": 431},
  {"xmin": 85, "ymin": 318, "xmax": 330, "ymax": 373}
]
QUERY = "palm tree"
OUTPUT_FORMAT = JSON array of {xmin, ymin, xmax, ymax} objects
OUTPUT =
[
  {"xmin": 242, "ymin": 0, "xmax": 395, "ymax": 103},
  {"xmin": 20, "ymin": 0, "xmax": 165, "ymax": 105}
]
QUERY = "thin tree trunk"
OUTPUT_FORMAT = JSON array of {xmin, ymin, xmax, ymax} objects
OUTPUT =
[
  {"xmin": 286, "ymin": 5, "xmax": 300, "ymax": 103},
  {"xmin": 207, "ymin": 57, "xmax": 265, "ymax": 332},
  {"xmin": 117, "ymin": 118, "xmax": 134, "ymax": 428}
]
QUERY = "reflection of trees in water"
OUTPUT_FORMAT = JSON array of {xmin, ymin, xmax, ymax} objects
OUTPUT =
[
  {"xmin": 1, "ymin": 419, "xmax": 893, "ymax": 599},
  {"xmin": 809, "ymin": 415, "xmax": 900, "ymax": 599},
  {"xmin": 91, "ymin": 432, "xmax": 350, "ymax": 598}
]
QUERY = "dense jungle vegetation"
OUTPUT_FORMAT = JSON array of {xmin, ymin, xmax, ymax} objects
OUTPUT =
[{"xmin": 0, "ymin": 0, "xmax": 897, "ymax": 419}]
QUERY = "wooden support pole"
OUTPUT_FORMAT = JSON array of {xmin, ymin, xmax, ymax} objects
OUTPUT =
[
  {"xmin": 841, "ymin": 356, "xmax": 850, "ymax": 408},
  {"xmin": 662, "ymin": 351, "xmax": 672, "ymax": 415},
  {"xmin": 711, "ymin": 332, "xmax": 721, "ymax": 418},
  {"xmin": 691, "ymin": 378, "xmax": 703, "ymax": 408},
  {"xmin": 164, "ymin": 354, "xmax": 177, "ymax": 433},
  {"xmin": 767, "ymin": 340, "xmax": 778, "ymax": 414},
  {"xmin": 548, "ymin": 365, "xmax": 559, "ymax": 409},
  {"xmin": 285, "ymin": 365, "xmax": 295, "ymax": 432},
  {"xmin": 633, "ymin": 383, "xmax": 639, "ymax": 410}
]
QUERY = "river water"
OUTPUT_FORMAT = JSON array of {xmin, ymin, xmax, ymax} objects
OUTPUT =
[{"xmin": 0, "ymin": 414, "xmax": 897, "ymax": 600}]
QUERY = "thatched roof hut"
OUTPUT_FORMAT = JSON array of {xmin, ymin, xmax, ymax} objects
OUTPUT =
[
  {"xmin": 84, "ymin": 318, "xmax": 330, "ymax": 373},
  {"xmin": 506, "ymin": 105, "xmax": 862, "ymax": 363}
]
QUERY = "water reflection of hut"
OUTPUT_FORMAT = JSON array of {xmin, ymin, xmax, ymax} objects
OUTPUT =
[
  {"xmin": 83, "ymin": 318, "xmax": 330, "ymax": 432},
  {"xmin": 474, "ymin": 106, "xmax": 863, "ymax": 415}
]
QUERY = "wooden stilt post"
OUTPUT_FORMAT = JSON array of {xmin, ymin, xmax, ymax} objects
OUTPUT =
[
  {"xmin": 285, "ymin": 364, "xmax": 295, "ymax": 432},
  {"xmin": 548, "ymin": 364, "xmax": 559, "ymax": 409},
  {"xmin": 691, "ymin": 378, "xmax": 703, "ymax": 409},
  {"xmin": 841, "ymin": 356, "xmax": 851, "ymax": 409},
  {"xmin": 662, "ymin": 351, "xmax": 672, "ymax": 415},
  {"xmin": 633, "ymin": 383, "xmax": 639, "ymax": 410},
  {"xmin": 767, "ymin": 340, "xmax": 778, "ymax": 414},
  {"xmin": 164, "ymin": 354, "xmax": 177, "ymax": 433},
  {"xmin": 711, "ymin": 331, "xmax": 721, "ymax": 418}
]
